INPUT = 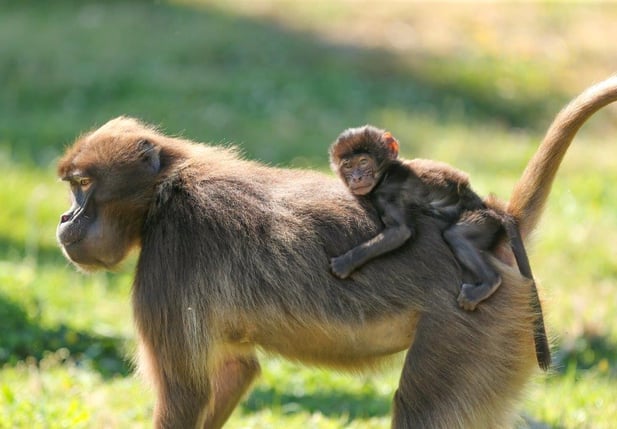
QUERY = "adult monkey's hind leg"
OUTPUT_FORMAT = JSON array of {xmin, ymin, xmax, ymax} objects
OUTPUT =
[{"xmin": 391, "ymin": 264, "xmax": 536, "ymax": 429}]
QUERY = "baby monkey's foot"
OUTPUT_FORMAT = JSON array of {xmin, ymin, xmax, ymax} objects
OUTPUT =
[
  {"xmin": 457, "ymin": 276, "xmax": 503, "ymax": 311},
  {"xmin": 457, "ymin": 283, "xmax": 480, "ymax": 311}
]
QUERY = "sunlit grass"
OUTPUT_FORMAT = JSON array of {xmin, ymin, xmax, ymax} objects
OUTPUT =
[
  {"xmin": 524, "ymin": 370, "xmax": 617, "ymax": 429},
  {"xmin": 0, "ymin": 354, "xmax": 151, "ymax": 429}
]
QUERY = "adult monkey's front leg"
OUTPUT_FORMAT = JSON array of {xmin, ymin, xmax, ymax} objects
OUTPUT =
[{"xmin": 203, "ymin": 355, "xmax": 261, "ymax": 429}]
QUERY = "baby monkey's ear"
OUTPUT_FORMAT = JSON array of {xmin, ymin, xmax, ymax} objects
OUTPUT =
[{"xmin": 382, "ymin": 132, "xmax": 400, "ymax": 158}]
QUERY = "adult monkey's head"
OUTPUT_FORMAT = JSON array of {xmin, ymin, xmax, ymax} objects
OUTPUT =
[{"xmin": 56, "ymin": 117, "xmax": 162, "ymax": 272}]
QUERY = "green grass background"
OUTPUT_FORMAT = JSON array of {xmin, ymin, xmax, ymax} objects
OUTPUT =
[{"xmin": 1, "ymin": 1, "xmax": 616, "ymax": 427}]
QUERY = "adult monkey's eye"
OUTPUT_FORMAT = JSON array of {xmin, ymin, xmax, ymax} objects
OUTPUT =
[{"xmin": 79, "ymin": 177, "xmax": 92, "ymax": 190}]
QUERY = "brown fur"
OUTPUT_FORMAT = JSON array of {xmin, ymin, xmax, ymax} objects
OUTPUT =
[
  {"xmin": 328, "ymin": 125, "xmax": 550, "ymax": 370},
  {"xmin": 56, "ymin": 75, "xmax": 617, "ymax": 428}
]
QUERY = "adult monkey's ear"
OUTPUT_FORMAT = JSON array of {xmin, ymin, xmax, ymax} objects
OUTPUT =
[
  {"xmin": 137, "ymin": 139, "xmax": 161, "ymax": 173},
  {"xmin": 382, "ymin": 131, "xmax": 400, "ymax": 158}
]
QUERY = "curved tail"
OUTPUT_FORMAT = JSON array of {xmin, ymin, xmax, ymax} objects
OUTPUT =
[{"xmin": 508, "ymin": 75, "xmax": 617, "ymax": 239}]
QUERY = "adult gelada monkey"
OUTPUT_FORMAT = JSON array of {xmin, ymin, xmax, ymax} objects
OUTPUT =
[
  {"xmin": 328, "ymin": 125, "xmax": 550, "ymax": 370},
  {"xmin": 57, "ymin": 75, "xmax": 617, "ymax": 428}
]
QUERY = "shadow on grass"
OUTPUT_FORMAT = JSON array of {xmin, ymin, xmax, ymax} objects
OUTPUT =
[
  {"xmin": 243, "ymin": 385, "xmax": 392, "ymax": 420},
  {"xmin": 1, "ymin": 0, "xmax": 568, "ymax": 167},
  {"xmin": 553, "ymin": 331, "xmax": 617, "ymax": 377},
  {"xmin": 0, "ymin": 292, "xmax": 131, "ymax": 378}
]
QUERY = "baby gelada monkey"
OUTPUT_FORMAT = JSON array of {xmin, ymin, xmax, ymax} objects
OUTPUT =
[{"xmin": 329, "ymin": 125, "xmax": 521, "ymax": 312}]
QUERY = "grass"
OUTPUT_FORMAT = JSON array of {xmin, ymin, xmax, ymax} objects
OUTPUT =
[{"xmin": 1, "ymin": 1, "xmax": 616, "ymax": 427}]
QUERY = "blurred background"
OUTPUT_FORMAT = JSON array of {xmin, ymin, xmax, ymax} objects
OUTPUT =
[{"xmin": 1, "ymin": 1, "xmax": 616, "ymax": 427}]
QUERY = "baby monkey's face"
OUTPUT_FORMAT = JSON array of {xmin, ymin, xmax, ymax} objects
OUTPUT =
[{"xmin": 340, "ymin": 153, "xmax": 378, "ymax": 195}]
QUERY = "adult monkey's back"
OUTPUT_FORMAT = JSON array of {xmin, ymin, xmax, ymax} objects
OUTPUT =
[{"xmin": 55, "ymin": 76, "xmax": 617, "ymax": 428}]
